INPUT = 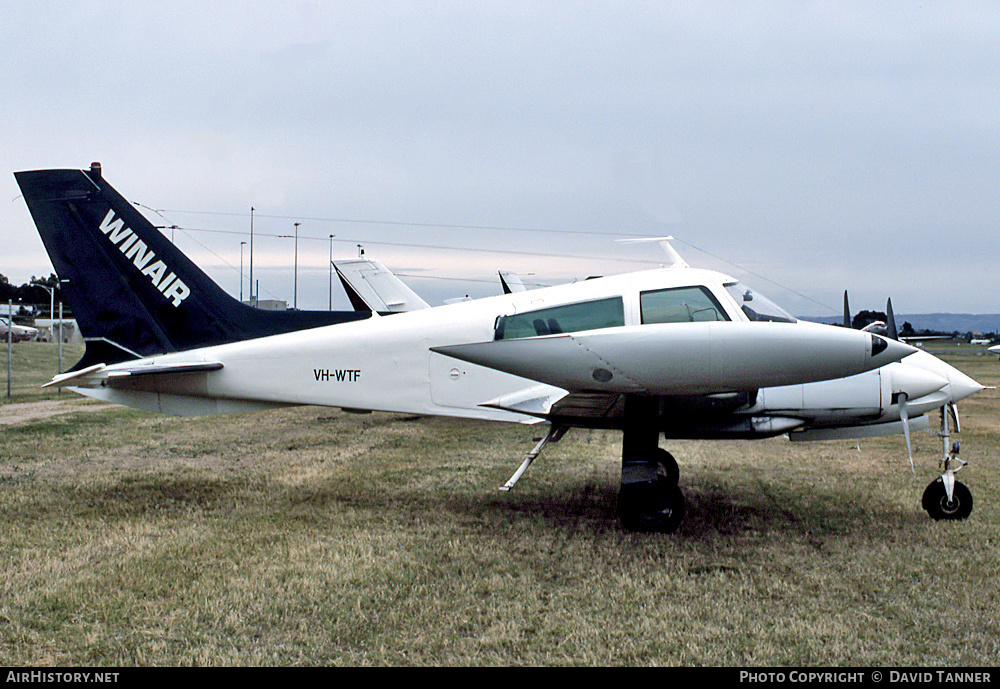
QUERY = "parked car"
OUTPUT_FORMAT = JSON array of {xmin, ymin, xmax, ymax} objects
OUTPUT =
[{"xmin": 0, "ymin": 316, "xmax": 39, "ymax": 342}]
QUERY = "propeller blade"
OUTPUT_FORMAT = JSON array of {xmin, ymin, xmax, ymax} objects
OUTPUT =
[
  {"xmin": 886, "ymin": 298, "xmax": 898, "ymax": 340},
  {"xmin": 948, "ymin": 402, "xmax": 961, "ymax": 433},
  {"xmin": 843, "ymin": 291, "xmax": 851, "ymax": 328},
  {"xmin": 899, "ymin": 392, "xmax": 914, "ymax": 473}
]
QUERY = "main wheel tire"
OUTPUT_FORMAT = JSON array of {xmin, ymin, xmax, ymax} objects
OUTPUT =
[
  {"xmin": 922, "ymin": 479, "xmax": 973, "ymax": 521},
  {"xmin": 653, "ymin": 448, "xmax": 679, "ymax": 486},
  {"xmin": 618, "ymin": 482, "xmax": 686, "ymax": 533}
]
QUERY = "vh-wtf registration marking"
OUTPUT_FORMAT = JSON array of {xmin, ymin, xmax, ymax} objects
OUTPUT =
[{"xmin": 313, "ymin": 368, "xmax": 362, "ymax": 382}]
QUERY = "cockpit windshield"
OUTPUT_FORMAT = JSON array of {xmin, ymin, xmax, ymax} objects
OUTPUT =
[{"xmin": 724, "ymin": 282, "xmax": 797, "ymax": 323}]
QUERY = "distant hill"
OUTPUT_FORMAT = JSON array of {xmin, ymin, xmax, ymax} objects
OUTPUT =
[{"xmin": 801, "ymin": 314, "xmax": 1000, "ymax": 335}]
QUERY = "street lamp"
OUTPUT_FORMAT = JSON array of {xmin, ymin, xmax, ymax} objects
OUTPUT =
[
  {"xmin": 240, "ymin": 241, "xmax": 247, "ymax": 302},
  {"xmin": 329, "ymin": 235, "xmax": 335, "ymax": 310},
  {"xmin": 6, "ymin": 299, "xmax": 10, "ymax": 399},
  {"xmin": 249, "ymin": 207, "xmax": 255, "ymax": 306},
  {"xmin": 32, "ymin": 283, "xmax": 55, "ymax": 340},
  {"xmin": 293, "ymin": 222, "xmax": 300, "ymax": 310}
]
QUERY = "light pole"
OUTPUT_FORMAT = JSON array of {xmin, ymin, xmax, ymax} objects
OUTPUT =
[
  {"xmin": 240, "ymin": 241, "xmax": 247, "ymax": 302},
  {"xmin": 293, "ymin": 222, "xmax": 300, "ymax": 310},
  {"xmin": 329, "ymin": 235, "xmax": 334, "ymax": 310},
  {"xmin": 249, "ymin": 207, "xmax": 255, "ymax": 306},
  {"xmin": 58, "ymin": 302, "xmax": 63, "ymax": 385},
  {"xmin": 32, "ymin": 282, "xmax": 56, "ymax": 343},
  {"xmin": 6, "ymin": 299, "xmax": 11, "ymax": 399}
]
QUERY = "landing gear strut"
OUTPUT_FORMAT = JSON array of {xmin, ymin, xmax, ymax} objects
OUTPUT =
[
  {"xmin": 923, "ymin": 404, "xmax": 973, "ymax": 521},
  {"xmin": 618, "ymin": 399, "xmax": 685, "ymax": 533}
]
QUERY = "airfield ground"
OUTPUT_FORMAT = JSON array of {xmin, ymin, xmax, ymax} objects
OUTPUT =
[{"xmin": 1, "ymin": 342, "xmax": 998, "ymax": 665}]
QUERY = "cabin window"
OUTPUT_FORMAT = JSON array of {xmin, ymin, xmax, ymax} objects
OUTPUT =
[
  {"xmin": 640, "ymin": 286, "xmax": 729, "ymax": 324},
  {"xmin": 494, "ymin": 297, "xmax": 625, "ymax": 340}
]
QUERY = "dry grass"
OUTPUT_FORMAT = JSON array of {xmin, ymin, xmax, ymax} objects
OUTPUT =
[
  {"xmin": 1, "ymin": 342, "xmax": 85, "ymax": 403},
  {"xmin": 1, "ymin": 343, "xmax": 999, "ymax": 665}
]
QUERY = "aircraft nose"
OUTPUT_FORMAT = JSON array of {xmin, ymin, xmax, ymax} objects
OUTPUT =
[
  {"xmin": 946, "ymin": 366, "xmax": 985, "ymax": 403},
  {"xmin": 898, "ymin": 350, "xmax": 985, "ymax": 404}
]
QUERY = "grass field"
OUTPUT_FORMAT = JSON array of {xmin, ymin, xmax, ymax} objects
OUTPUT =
[{"xmin": 1, "ymin": 342, "xmax": 998, "ymax": 666}]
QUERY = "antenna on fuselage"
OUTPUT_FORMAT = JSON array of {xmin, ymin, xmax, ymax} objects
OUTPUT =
[{"xmin": 617, "ymin": 236, "xmax": 689, "ymax": 269}]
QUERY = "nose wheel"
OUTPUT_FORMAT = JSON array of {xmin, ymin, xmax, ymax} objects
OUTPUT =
[
  {"xmin": 922, "ymin": 478, "xmax": 973, "ymax": 521},
  {"xmin": 923, "ymin": 407, "xmax": 974, "ymax": 521}
]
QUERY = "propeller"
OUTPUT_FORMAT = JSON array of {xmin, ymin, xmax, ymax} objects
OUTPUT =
[
  {"xmin": 845, "ymin": 290, "xmax": 918, "ymax": 471},
  {"xmin": 886, "ymin": 298, "xmax": 898, "ymax": 340},
  {"xmin": 842, "ymin": 292, "xmax": 902, "ymax": 340},
  {"xmin": 898, "ymin": 392, "xmax": 915, "ymax": 473}
]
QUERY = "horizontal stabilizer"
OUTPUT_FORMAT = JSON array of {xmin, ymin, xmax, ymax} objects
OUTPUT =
[
  {"xmin": 44, "ymin": 360, "xmax": 223, "ymax": 388},
  {"xmin": 42, "ymin": 364, "xmax": 107, "ymax": 388},
  {"xmin": 105, "ymin": 361, "xmax": 223, "ymax": 380}
]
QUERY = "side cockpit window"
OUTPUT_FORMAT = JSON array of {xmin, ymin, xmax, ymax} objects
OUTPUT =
[
  {"xmin": 494, "ymin": 297, "xmax": 625, "ymax": 340},
  {"xmin": 640, "ymin": 286, "xmax": 729, "ymax": 324},
  {"xmin": 723, "ymin": 282, "xmax": 796, "ymax": 323}
]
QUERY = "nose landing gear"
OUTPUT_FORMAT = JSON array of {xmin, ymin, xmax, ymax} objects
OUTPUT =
[{"xmin": 923, "ymin": 406, "xmax": 973, "ymax": 521}]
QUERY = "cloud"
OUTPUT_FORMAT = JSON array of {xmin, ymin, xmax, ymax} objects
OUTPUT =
[{"xmin": 3, "ymin": 2, "xmax": 999, "ymax": 314}]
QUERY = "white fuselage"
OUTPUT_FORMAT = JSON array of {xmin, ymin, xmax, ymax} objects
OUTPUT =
[{"xmin": 74, "ymin": 267, "xmax": 981, "ymax": 437}]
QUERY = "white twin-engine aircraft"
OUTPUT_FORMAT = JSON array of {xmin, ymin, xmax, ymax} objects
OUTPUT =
[{"xmin": 15, "ymin": 164, "xmax": 984, "ymax": 532}]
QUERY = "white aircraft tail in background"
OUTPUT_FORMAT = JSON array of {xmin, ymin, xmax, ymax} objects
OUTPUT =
[{"xmin": 333, "ymin": 257, "xmax": 430, "ymax": 314}]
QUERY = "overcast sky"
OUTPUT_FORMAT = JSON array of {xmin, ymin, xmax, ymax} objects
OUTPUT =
[{"xmin": 3, "ymin": 2, "xmax": 998, "ymax": 315}]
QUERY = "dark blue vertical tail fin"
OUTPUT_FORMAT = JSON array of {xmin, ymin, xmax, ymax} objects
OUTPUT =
[{"xmin": 15, "ymin": 164, "xmax": 368, "ymax": 370}]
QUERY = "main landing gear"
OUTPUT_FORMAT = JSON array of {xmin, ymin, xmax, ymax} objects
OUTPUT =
[
  {"xmin": 619, "ymin": 447, "xmax": 684, "ymax": 533},
  {"xmin": 618, "ymin": 400, "xmax": 685, "ymax": 533},
  {"xmin": 923, "ymin": 405, "xmax": 973, "ymax": 521},
  {"xmin": 499, "ymin": 418, "xmax": 685, "ymax": 532}
]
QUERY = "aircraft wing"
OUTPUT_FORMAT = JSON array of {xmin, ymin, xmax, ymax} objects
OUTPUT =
[
  {"xmin": 333, "ymin": 258, "xmax": 430, "ymax": 313},
  {"xmin": 478, "ymin": 386, "xmax": 624, "ymax": 423},
  {"xmin": 900, "ymin": 335, "xmax": 953, "ymax": 342},
  {"xmin": 789, "ymin": 415, "xmax": 931, "ymax": 442}
]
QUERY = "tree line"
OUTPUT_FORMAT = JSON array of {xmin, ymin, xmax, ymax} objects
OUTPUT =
[{"xmin": 0, "ymin": 273, "xmax": 65, "ymax": 320}]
